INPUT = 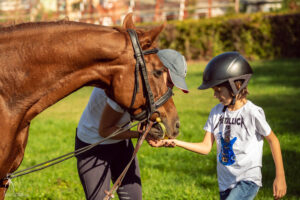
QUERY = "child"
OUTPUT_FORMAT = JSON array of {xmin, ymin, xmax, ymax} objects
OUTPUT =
[{"xmin": 148, "ymin": 52, "xmax": 287, "ymax": 200}]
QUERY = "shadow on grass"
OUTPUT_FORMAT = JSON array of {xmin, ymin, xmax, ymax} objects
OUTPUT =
[
  {"xmin": 251, "ymin": 59, "xmax": 300, "ymax": 88},
  {"xmin": 249, "ymin": 93, "xmax": 300, "ymax": 134},
  {"xmin": 249, "ymin": 59, "xmax": 300, "ymax": 134}
]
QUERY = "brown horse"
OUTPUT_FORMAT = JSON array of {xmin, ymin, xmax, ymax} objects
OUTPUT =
[{"xmin": 0, "ymin": 13, "xmax": 179, "ymax": 199}]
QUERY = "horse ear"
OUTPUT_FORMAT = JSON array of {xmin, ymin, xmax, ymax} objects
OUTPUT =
[
  {"xmin": 122, "ymin": 13, "xmax": 135, "ymax": 29},
  {"xmin": 141, "ymin": 24, "xmax": 165, "ymax": 49}
]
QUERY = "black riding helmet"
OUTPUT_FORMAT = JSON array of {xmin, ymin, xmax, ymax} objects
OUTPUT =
[{"xmin": 198, "ymin": 52, "xmax": 253, "ymax": 104}]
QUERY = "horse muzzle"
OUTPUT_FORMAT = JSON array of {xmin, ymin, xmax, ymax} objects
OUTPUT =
[
  {"xmin": 147, "ymin": 117, "xmax": 180, "ymax": 140},
  {"xmin": 151, "ymin": 117, "xmax": 167, "ymax": 140}
]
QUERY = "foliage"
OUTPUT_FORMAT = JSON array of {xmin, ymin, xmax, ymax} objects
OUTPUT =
[
  {"xmin": 4, "ymin": 59, "xmax": 300, "ymax": 199},
  {"xmin": 158, "ymin": 12, "xmax": 300, "ymax": 61}
]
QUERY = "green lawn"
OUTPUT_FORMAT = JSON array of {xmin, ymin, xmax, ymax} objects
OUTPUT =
[{"xmin": 5, "ymin": 59, "xmax": 300, "ymax": 200}]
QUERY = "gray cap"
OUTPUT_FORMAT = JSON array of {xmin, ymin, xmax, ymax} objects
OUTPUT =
[{"xmin": 157, "ymin": 49, "xmax": 189, "ymax": 93}]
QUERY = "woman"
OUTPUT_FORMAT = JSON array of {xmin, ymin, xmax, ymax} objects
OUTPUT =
[{"xmin": 75, "ymin": 49, "xmax": 189, "ymax": 200}]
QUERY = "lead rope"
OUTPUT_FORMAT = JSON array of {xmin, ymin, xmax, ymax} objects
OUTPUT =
[
  {"xmin": 1, "ymin": 120, "xmax": 146, "ymax": 183},
  {"xmin": 104, "ymin": 121, "xmax": 154, "ymax": 200}
]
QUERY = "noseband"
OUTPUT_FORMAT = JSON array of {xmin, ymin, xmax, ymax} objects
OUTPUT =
[{"xmin": 127, "ymin": 29, "xmax": 173, "ymax": 121}]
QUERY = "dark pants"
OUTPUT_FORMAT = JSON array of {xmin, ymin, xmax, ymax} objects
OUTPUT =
[{"xmin": 75, "ymin": 136, "xmax": 142, "ymax": 200}]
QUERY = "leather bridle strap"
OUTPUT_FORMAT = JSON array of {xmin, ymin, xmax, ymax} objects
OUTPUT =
[
  {"xmin": 127, "ymin": 29, "xmax": 173, "ymax": 121},
  {"xmin": 128, "ymin": 29, "xmax": 155, "ymax": 119},
  {"xmin": 132, "ymin": 88, "xmax": 173, "ymax": 121}
]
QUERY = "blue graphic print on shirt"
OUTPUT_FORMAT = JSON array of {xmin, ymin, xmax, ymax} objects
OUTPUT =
[{"xmin": 218, "ymin": 125, "xmax": 237, "ymax": 166}]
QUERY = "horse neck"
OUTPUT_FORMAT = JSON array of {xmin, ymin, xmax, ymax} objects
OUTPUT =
[
  {"xmin": 0, "ymin": 22, "xmax": 130, "ymax": 127},
  {"xmin": 1, "ymin": 22, "xmax": 126, "ymax": 68},
  {"xmin": 1, "ymin": 22, "xmax": 127, "ymax": 92}
]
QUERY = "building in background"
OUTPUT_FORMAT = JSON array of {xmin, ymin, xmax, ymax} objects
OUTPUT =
[
  {"xmin": 240, "ymin": 0, "xmax": 283, "ymax": 13},
  {"xmin": 0, "ymin": 0, "xmax": 283, "ymax": 25}
]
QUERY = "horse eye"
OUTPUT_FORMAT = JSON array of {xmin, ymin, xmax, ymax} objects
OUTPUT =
[{"xmin": 153, "ymin": 70, "xmax": 163, "ymax": 78}]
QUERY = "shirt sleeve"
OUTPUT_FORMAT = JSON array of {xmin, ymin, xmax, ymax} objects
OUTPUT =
[
  {"xmin": 255, "ymin": 108, "xmax": 271, "ymax": 137},
  {"xmin": 204, "ymin": 109, "xmax": 215, "ymax": 134},
  {"xmin": 106, "ymin": 97, "xmax": 125, "ymax": 113},
  {"xmin": 106, "ymin": 97, "xmax": 131, "ymax": 128}
]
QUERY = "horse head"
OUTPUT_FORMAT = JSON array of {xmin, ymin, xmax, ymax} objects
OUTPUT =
[{"xmin": 106, "ymin": 13, "xmax": 180, "ymax": 138}]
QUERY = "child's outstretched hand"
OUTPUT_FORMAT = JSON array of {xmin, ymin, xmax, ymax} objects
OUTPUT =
[
  {"xmin": 146, "ymin": 137, "xmax": 176, "ymax": 148},
  {"xmin": 273, "ymin": 175, "xmax": 287, "ymax": 199}
]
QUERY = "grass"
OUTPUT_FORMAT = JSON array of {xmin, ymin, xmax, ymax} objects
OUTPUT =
[{"xmin": 5, "ymin": 59, "xmax": 300, "ymax": 200}]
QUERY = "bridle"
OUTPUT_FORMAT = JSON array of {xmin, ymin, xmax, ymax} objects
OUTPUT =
[
  {"xmin": 127, "ymin": 29, "xmax": 173, "ymax": 121},
  {"xmin": 103, "ymin": 29, "xmax": 174, "ymax": 199}
]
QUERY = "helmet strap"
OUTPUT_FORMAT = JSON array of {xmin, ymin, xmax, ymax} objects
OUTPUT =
[
  {"xmin": 222, "ymin": 96, "xmax": 235, "ymax": 113},
  {"xmin": 228, "ymin": 74, "xmax": 252, "ymax": 96},
  {"xmin": 230, "ymin": 95, "xmax": 236, "ymax": 105}
]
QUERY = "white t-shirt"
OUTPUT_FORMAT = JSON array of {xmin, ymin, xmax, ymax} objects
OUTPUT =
[
  {"xmin": 77, "ymin": 88, "xmax": 131, "ymax": 144},
  {"xmin": 204, "ymin": 100, "xmax": 271, "ymax": 192}
]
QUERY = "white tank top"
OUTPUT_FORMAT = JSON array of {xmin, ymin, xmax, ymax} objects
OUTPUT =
[{"xmin": 77, "ymin": 88, "xmax": 131, "ymax": 144}]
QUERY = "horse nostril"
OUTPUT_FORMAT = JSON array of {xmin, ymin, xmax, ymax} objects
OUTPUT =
[
  {"xmin": 175, "ymin": 121, "xmax": 180, "ymax": 129},
  {"xmin": 171, "ymin": 121, "xmax": 180, "ymax": 138}
]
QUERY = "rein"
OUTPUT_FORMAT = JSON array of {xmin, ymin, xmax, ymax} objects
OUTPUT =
[
  {"xmin": 0, "ymin": 121, "xmax": 143, "ymax": 183},
  {"xmin": 104, "ymin": 121, "xmax": 154, "ymax": 200},
  {"xmin": 0, "ymin": 119, "xmax": 154, "ymax": 200}
]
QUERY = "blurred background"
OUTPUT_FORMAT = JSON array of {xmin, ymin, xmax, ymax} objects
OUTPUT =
[
  {"xmin": 1, "ymin": 0, "xmax": 299, "ymax": 61},
  {"xmin": 0, "ymin": 0, "xmax": 297, "ymax": 26}
]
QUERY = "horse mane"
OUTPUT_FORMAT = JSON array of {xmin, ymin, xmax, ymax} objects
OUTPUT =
[{"xmin": 0, "ymin": 20, "xmax": 121, "ymax": 33}]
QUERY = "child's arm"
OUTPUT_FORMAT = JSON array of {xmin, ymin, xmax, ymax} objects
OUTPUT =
[
  {"xmin": 173, "ymin": 131, "xmax": 214, "ymax": 155},
  {"xmin": 147, "ymin": 131, "xmax": 214, "ymax": 155},
  {"xmin": 265, "ymin": 131, "xmax": 287, "ymax": 199}
]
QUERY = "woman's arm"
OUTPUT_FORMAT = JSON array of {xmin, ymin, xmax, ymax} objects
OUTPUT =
[
  {"xmin": 148, "ymin": 131, "xmax": 214, "ymax": 155},
  {"xmin": 99, "ymin": 104, "xmax": 140, "ymax": 139},
  {"xmin": 265, "ymin": 131, "xmax": 287, "ymax": 199}
]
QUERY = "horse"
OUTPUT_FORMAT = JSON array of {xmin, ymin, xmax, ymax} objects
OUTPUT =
[{"xmin": 0, "ymin": 13, "xmax": 180, "ymax": 199}]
